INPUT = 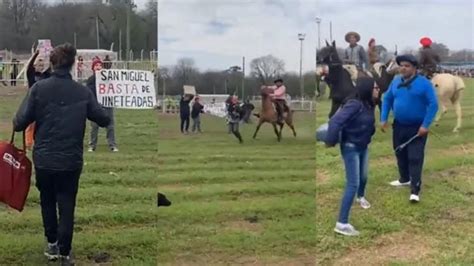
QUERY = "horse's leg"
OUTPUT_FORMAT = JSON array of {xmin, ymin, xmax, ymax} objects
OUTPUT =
[
  {"xmin": 435, "ymin": 99, "xmax": 448, "ymax": 126},
  {"xmin": 252, "ymin": 120, "xmax": 263, "ymax": 139},
  {"xmin": 287, "ymin": 122, "xmax": 297, "ymax": 137},
  {"xmin": 453, "ymin": 99, "xmax": 462, "ymax": 133},
  {"xmin": 278, "ymin": 122, "xmax": 284, "ymax": 139},
  {"xmin": 285, "ymin": 115, "xmax": 297, "ymax": 137},
  {"xmin": 272, "ymin": 122, "xmax": 281, "ymax": 142}
]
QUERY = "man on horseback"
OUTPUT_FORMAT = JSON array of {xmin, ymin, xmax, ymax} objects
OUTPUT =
[
  {"xmin": 344, "ymin": 31, "xmax": 369, "ymax": 70},
  {"xmin": 264, "ymin": 78, "xmax": 289, "ymax": 123},
  {"xmin": 418, "ymin": 37, "xmax": 440, "ymax": 79}
]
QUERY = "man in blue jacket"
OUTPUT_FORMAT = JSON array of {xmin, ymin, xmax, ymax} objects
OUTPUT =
[{"xmin": 381, "ymin": 54, "xmax": 438, "ymax": 203}]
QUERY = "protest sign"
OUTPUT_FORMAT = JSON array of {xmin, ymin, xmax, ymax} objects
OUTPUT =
[{"xmin": 95, "ymin": 69, "xmax": 156, "ymax": 109}]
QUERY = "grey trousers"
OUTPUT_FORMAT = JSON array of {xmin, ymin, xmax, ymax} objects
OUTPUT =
[
  {"xmin": 89, "ymin": 108, "xmax": 116, "ymax": 148},
  {"xmin": 192, "ymin": 116, "xmax": 201, "ymax": 132}
]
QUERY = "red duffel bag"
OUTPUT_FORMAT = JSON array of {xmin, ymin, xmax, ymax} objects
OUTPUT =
[{"xmin": 0, "ymin": 130, "xmax": 32, "ymax": 212}]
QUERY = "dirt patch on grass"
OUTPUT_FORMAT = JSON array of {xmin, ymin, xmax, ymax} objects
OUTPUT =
[
  {"xmin": 436, "ymin": 207, "xmax": 473, "ymax": 222},
  {"xmin": 372, "ymin": 155, "xmax": 395, "ymax": 167},
  {"xmin": 333, "ymin": 231, "xmax": 434, "ymax": 265},
  {"xmin": 436, "ymin": 143, "xmax": 474, "ymax": 157},
  {"xmin": 316, "ymin": 169, "xmax": 332, "ymax": 185},
  {"xmin": 172, "ymin": 254, "xmax": 315, "ymax": 266},
  {"xmin": 224, "ymin": 220, "xmax": 263, "ymax": 233},
  {"xmin": 430, "ymin": 166, "xmax": 474, "ymax": 196},
  {"xmin": 0, "ymin": 85, "xmax": 26, "ymax": 97}
]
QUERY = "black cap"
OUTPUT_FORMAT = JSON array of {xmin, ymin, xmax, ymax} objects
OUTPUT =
[
  {"xmin": 396, "ymin": 54, "xmax": 418, "ymax": 67},
  {"xmin": 274, "ymin": 78, "xmax": 283, "ymax": 83}
]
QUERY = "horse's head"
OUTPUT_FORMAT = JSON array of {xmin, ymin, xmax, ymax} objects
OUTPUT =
[
  {"xmin": 317, "ymin": 40, "xmax": 341, "ymax": 67},
  {"xmin": 372, "ymin": 59, "xmax": 399, "ymax": 93}
]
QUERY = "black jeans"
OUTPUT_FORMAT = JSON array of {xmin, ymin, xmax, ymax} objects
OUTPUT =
[
  {"xmin": 35, "ymin": 168, "xmax": 81, "ymax": 256},
  {"xmin": 392, "ymin": 121, "xmax": 427, "ymax": 195},
  {"xmin": 180, "ymin": 113, "xmax": 190, "ymax": 132}
]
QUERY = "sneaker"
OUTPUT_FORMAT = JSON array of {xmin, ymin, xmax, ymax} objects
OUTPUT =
[
  {"xmin": 59, "ymin": 255, "xmax": 75, "ymax": 266},
  {"xmin": 111, "ymin": 147, "xmax": 119, "ymax": 152},
  {"xmin": 356, "ymin": 197, "xmax": 371, "ymax": 209},
  {"xmin": 44, "ymin": 242, "xmax": 59, "ymax": 261},
  {"xmin": 409, "ymin": 194, "xmax": 420, "ymax": 203},
  {"xmin": 390, "ymin": 180, "xmax": 411, "ymax": 187},
  {"xmin": 334, "ymin": 222, "xmax": 360, "ymax": 236},
  {"xmin": 87, "ymin": 147, "xmax": 95, "ymax": 152}
]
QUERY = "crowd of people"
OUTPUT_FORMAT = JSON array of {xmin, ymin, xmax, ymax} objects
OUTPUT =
[{"xmin": 318, "ymin": 31, "xmax": 441, "ymax": 236}]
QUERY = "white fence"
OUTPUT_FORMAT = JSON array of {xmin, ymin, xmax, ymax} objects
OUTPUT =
[{"xmin": 0, "ymin": 60, "xmax": 157, "ymax": 86}]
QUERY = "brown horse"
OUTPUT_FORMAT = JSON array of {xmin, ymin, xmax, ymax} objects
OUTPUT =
[{"xmin": 252, "ymin": 87, "xmax": 297, "ymax": 141}]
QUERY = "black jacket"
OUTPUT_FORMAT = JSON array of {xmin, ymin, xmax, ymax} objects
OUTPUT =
[
  {"xmin": 191, "ymin": 102, "xmax": 204, "ymax": 118},
  {"xmin": 180, "ymin": 96, "xmax": 194, "ymax": 115},
  {"xmin": 13, "ymin": 68, "xmax": 110, "ymax": 171}
]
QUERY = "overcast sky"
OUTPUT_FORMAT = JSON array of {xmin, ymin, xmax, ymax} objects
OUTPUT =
[
  {"xmin": 317, "ymin": 0, "xmax": 473, "ymax": 52},
  {"xmin": 158, "ymin": 0, "xmax": 317, "ymax": 73}
]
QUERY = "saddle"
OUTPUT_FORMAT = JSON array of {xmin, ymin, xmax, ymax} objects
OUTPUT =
[{"xmin": 342, "ymin": 64, "xmax": 373, "ymax": 86}]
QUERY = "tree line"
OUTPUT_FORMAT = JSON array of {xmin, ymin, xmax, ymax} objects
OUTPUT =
[
  {"xmin": 159, "ymin": 55, "xmax": 317, "ymax": 98},
  {"xmin": 0, "ymin": 0, "xmax": 157, "ymax": 58}
]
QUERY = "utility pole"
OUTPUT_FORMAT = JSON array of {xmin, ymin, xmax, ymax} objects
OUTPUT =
[
  {"xmin": 96, "ymin": 16, "xmax": 100, "ymax": 49},
  {"xmin": 126, "ymin": 0, "xmax": 132, "ymax": 60},
  {"xmin": 298, "ymin": 33, "xmax": 305, "ymax": 101},
  {"xmin": 242, "ymin": 56, "xmax": 245, "ymax": 99}
]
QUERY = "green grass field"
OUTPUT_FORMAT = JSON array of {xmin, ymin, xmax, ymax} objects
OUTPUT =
[
  {"xmin": 0, "ymin": 86, "xmax": 159, "ymax": 265},
  {"xmin": 315, "ymin": 79, "xmax": 474, "ymax": 265},
  {"xmin": 156, "ymin": 110, "xmax": 316, "ymax": 264},
  {"xmin": 0, "ymin": 86, "xmax": 316, "ymax": 265}
]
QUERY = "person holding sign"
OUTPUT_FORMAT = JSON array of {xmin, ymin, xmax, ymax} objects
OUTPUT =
[
  {"xmin": 87, "ymin": 58, "xmax": 119, "ymax": 152},
  {"xmin": 13, "ymin": 43, "xmax": 111, "ymax": 264},
  {"xmin": 179, "ymin": 94, "xmax": 194, "ymax": 134},
  {"xmin": 25, "ymin": 50, "xmax": 52, "ymax": 150}
]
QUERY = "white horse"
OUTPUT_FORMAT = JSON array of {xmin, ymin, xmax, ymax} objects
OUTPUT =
[{"xmin": 431, "ymin": 73, "xmax": 465, "ymax": 133}]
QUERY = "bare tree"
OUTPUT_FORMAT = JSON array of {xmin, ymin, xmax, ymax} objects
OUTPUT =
[
  {"xmin": 426, "ymin": 42, "xmax": 450, "ymax": 61},
  {"xmin": 173, "ymin": 57, "xmax": 198, "ymax": 88},
  {"xmin": 250, "ymin": 54, "xmax": 285, "ymax": 84}
]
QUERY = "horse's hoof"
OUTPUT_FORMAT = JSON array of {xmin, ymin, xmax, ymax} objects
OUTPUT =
[{"xmin": 453, "ymin": 128, "xmax": 460, "ymax": 133}]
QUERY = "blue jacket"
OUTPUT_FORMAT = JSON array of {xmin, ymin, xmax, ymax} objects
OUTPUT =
[
  {"xmin": 326, "ymin": 99, "xmax": 376, "ymax": 148},
  {"xmin": 381, "ymin": 74, "xmax": 438, "ymax": 128}
]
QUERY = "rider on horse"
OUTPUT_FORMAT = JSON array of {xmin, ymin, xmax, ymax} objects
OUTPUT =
[
  {"xmin": 418, "ymin": 37, "xmax": 440, "ymax": 79},
  {"xmin": 344, "ymin": 31, "xmax": 369, "ymax": 70},
  {"xmin": 264, "ymin": 78, "xmax": 289, "ymax": 123}
]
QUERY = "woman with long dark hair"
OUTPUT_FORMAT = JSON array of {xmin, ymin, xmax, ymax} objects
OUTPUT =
[{"xmin": 325, "ymin": 77, "xmax": 380, "ymax": 236}]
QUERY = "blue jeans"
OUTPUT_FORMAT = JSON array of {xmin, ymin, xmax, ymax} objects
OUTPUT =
[{"xmin": 338, "ymin": 142, "xmax": 369, "ymax": 224}]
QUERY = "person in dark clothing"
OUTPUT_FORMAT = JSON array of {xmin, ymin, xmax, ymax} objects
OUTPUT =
[
  {"xmin": 24, "ymin": 50, "xmax": 52, "ymax": 149},
  {"xmin": 191, "ymin": 96, "xmax": 204, "ymax": 133},
  {"xmin": 227, "ymin": 96, "xmax": 243, "ymax": 143},
  {"xmin": 325, "ymin": 77, "xmax": 379, "ymax": 236},
  {"xmin": 10, "ymin": 58, "xmax": 19, "ymax": 86},
  {"xmin": 180, "ymin": 94, "xmax": 194, "ymax": 134},
  {"xmin": 241, "ymin": 98, "xmax": 255, "ymax": 123},
  {"xmin": 87, "ymin": 58, "xmax": 119, "ymax": 152},
  {"xmin": 381, "ymin": 54, "xmax": 438, "ymax": 203},
  {"xmin": 103, "ymin": 55, "xmax": 112, "ymax": 69},
  {"xmin": 13, "ymin": 43, "xmax": 110, "ymax": 265},
  {"xmin": 27, "ymin": 51, "xmax": 52, "ymax": 87},
  {"xmin": 418, "ymin": 37, "xmax": 440, "ymax": 79}
]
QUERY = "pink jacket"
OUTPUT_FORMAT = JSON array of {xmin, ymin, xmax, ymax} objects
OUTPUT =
[{"xmin": 269, "ymin": 85, "xmax": 286, "ymax": 100}]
